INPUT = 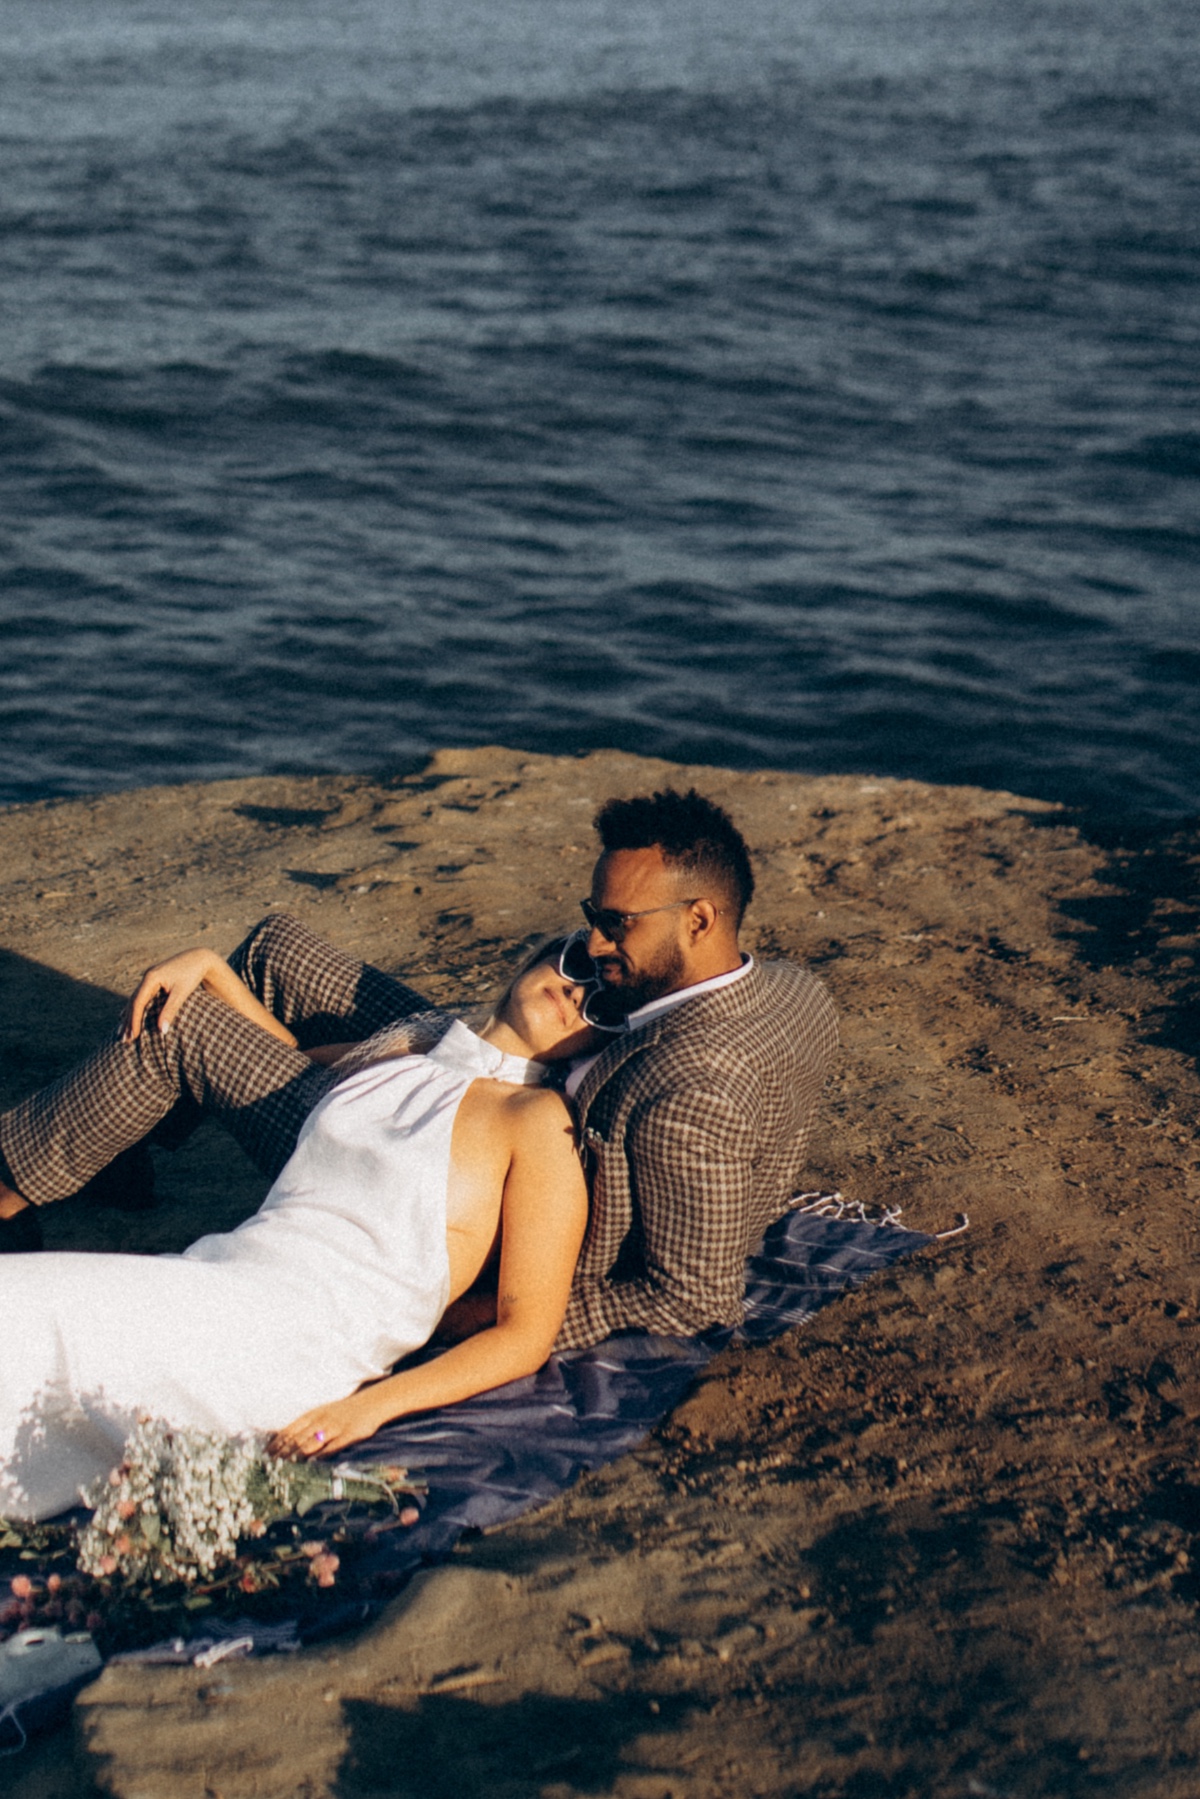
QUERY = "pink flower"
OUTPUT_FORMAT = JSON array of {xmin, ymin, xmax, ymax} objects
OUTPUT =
[
  {"xmin": 98, "ymin": 1555, "xmax": 118, "ymax": 1576},
  {"xmin": 10, "ymin": 1576, "xmax": 34, "ymax": 1600},
  {"xmin": 46, "ymin": 1574, "xmax": 62, "ymax": 1594},
  {"xmin": 300, "ymin": 1540, "xmax": 326, "ymax": 1558},
  {"xmin": 114, "ymin": 1534, "xmax": 133, "ymax": 1556},
  {"xmin": 399, "ymin": 1506, "xmax": 420, "ymax": 1527},
  {"xmin": 117, "ymin": 1499, "xmax": 137, "ymax": 1520},
  {"xmin": 239, "ymin": 1569, "xmax": 259, "ymax": 1594},
  {"xmin": 309, "ymin": 1553, "xmax": 339, "ymax": 1588}
]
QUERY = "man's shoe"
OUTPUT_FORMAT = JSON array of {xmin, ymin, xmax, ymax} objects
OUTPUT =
[
  {"xmin": 74, "ymin": 1143, "xmax": 157, "ymax": 1213},
  {"xmin": 0, "ymin": 1207, "xmax": 43, "ymax": 1253}
]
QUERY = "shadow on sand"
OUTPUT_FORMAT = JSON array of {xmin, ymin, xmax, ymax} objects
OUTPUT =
[
  {"xmin": 0, "ymin": 947, "xmax": 123, "ymax": 1111},
  {"xmin": 1027, "ymin": 807, "xmax": 1199, "ymax": 1073},
  {"xmin": 335, "ymin": 1689, "xmax": 694, "ymax": 1799}
]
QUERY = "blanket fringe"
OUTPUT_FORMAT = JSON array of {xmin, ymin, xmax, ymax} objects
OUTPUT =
[
  {"xmin": 791, "ymin": 1191, "xmax": 970, "ymax": 1241},
  {"xmin": 0, "ymin": 1700, "xmax": 27, "ymax": 1757},
  {"xmin": 791, "ymin": 1190, "xmax": 896, "ymax": 1225}
]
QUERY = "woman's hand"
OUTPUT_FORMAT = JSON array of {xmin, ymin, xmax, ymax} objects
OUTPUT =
[
  {"xmin": 267, "ymin": 1389, "xmax": 385, "ymax": 1461},
  {"xmin": 121, "ymin": 950, "xmax": 221, "ymax": 1041},
  {"xmin": 119, "ymin": 946, "xmax": 300, "ymax": 1048}
]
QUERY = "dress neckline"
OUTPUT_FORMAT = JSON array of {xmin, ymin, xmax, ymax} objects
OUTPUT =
[{"xmin": 428, "ymin": 1019, "xmax": 547, "ymax": 1087}]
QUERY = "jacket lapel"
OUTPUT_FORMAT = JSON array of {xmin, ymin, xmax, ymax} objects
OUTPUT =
[{"xmin": 574, "ymin": 1014, "xmax": 669, "ymax": 1123}]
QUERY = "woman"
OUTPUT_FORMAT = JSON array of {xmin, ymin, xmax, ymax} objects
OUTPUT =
[{"xmin": 0, "ymin": 934, "xmax": 613, "ymax": 1522}]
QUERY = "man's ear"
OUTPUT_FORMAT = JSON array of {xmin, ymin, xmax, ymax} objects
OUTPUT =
[{"xmin": 687, "ymin": 899, "xmax": 722, "ymax": 941}]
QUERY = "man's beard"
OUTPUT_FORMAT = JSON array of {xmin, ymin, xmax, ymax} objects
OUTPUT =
[{"xmin": 603, "ymin": 941, "xmax": 688, "ymax": 1014}]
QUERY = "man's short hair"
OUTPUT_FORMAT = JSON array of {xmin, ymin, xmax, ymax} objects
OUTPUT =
[{"xmin": 594, "ymin": 788, "xmax": 755, "ymax": 926}]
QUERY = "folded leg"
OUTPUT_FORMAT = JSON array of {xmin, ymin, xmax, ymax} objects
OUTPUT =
[
  {"xmin": 0, "ymin": 916, "xmax": 433, "ymax": 1212},
  {"xmin": 0, "ymin": 988, "xmax": 333, "ymax": 1207},
  {"xmin": 229, "ymin": 913, "xmax": 430, "ymax": 1047}
]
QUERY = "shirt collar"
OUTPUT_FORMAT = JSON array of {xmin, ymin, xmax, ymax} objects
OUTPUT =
[{"xmin": 622, "ymin": 953, "xmax": 754, "ymax": 1029}]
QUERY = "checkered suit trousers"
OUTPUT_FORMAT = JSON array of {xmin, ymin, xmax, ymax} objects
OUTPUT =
[{"xmin": 0, "ymin": 915, "xmax": 431, "ymax": 1207}]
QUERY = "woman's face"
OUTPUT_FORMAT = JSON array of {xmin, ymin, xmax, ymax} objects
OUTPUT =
[{"xmin": 501, "ymin": 959, "xmax": 602, "ymax": 1062}]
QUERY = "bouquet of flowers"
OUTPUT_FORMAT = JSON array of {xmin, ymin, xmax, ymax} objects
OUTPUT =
[{"xmin": 76, "ymin": 1417, "xmax": 422, "ymax": 1588}]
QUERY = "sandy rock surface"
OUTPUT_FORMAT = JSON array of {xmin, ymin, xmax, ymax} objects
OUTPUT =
[{"xmin": 2, "ymin": 746, "xmax": 1198, "ymax": 1799}]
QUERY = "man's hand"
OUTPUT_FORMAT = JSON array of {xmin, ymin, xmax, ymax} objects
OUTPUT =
[{"xmin": 120, "ymin": 950, "xmax": 220, "ymax": 1041}]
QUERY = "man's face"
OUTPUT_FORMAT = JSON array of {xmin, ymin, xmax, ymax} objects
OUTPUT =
[{"xmin": 585, "ymin": 847, "xmax": 693, "ymax": 1010}]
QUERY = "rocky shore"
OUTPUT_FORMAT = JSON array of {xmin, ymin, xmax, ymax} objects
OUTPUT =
[{"xmin": 4, "ymin": 747, "xmax": 1198, "ymax": 1799}]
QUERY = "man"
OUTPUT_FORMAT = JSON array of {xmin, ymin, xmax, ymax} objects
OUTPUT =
[
  {"xmin": 0, "ymin": 789, "xmax": 837, "ymax": 1353},
  {"xmin": 554, "ymin": 788, "xmax": 837, "ymax": 1348}
]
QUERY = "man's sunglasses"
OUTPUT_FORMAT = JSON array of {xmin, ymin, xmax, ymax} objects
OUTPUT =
[
  {"xmin": 578, "ymin": 896, "xmax": 699, "ymax": 945},
  {"xmin": 555, "ymin": 931, "xmax": 627, "ymax": 1033}
]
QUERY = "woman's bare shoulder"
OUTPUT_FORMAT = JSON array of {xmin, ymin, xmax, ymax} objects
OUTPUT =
[
  {"xmin": 467, "ymin": 1077, "xmax": 574, "ymax": 1128},
  {"xmin": 509, "ymin": 1082, "xmax": 575, "ymax": 1119},
  {"xmin": 500, "ymin": 1083, "xmax": 578, "ymax": 1143}
]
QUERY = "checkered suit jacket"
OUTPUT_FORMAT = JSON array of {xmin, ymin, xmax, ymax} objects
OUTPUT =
[{"xmin": 556, "ymin": 959, "xmax": 838, "ymax": 1350}]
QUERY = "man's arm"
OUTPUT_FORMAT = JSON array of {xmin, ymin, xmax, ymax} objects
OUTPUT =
[{"xmin": 556, "ymin": 1082, "xmax": 759, "ymax": 1350}]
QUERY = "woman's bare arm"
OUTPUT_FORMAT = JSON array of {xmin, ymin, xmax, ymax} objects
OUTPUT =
[
  {"xmin": 268, "ymin": 1089, "xmax": 588, "ymax": 1458},
  {"xmin": 302, "ymin": 1041, "xmax": 360, "ymax": 1066},
  {"xmin": 433, "ymin": 1285, "xmax": 498, "ymax": 1344},
  {"xmin": 121, "ymin": 948, "xmax": 299, "ymax": 1046}
]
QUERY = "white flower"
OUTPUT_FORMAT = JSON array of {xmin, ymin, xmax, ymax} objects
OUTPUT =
[{"xmin": 76, "ymin": 1421, "xmax": 421, "ymax": 1587}]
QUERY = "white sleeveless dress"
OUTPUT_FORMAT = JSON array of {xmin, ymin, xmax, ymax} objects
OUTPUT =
[{"xmin": 0, "ymin": 1022, "xmax": 542, "ymax": 1522}]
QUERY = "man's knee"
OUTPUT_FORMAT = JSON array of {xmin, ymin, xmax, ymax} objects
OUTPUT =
[
  {"xmin": 231, "ymin": 912, "xmax": 305, "ymax": 969},
  {"xmin": 228, "ymin": 913, "xmax": 313, "ymax": 998}
]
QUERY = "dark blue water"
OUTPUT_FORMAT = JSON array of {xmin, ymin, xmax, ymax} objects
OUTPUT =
[{"xmin": 1, "ymin": 0, "xmax": 1197, "ymax": 814}]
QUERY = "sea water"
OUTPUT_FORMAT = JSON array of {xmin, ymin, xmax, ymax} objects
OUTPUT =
[{"xmin": 0, "ymin": 0, "xmax": 1196, "ymax": 814}]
